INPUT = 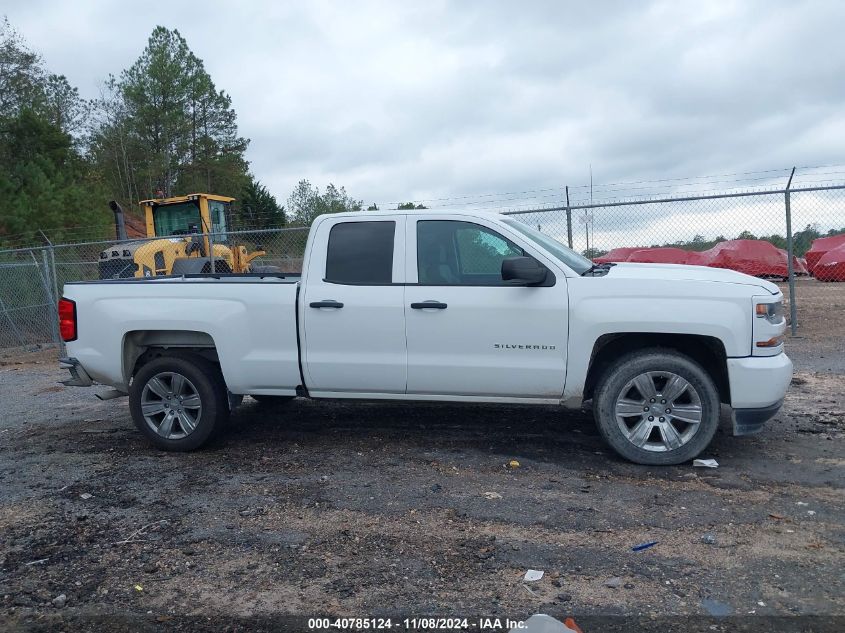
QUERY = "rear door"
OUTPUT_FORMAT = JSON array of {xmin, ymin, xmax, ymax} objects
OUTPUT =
[
  {"xmin": 301, "ymin": 216, "xmax": 407, "ymax": 395},
  {"xmin": 404, "ymin": 216, "xmax": 569, "ymax": 399}
]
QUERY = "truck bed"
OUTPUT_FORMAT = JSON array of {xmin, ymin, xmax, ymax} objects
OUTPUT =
[{"xmin": 63, "ymin": 274, "xmax": 302, "ymax": 396}]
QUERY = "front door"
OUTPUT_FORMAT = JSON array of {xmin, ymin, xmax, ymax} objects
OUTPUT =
[
  {"xmin": 302, "ymin": 216, "xmax": 407, "ymax": 395},
  {"xmin": 404, "ymin": 217, "xmax": 568, "ymax": 399}
]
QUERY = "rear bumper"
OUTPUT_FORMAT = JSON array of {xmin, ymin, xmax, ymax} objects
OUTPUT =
[
  {"xmin": 727, "ymin": 352, "xmax": 792, "ymax": 436},
  {"xmin": 59, "ymin": 357, "xmax": 93, "ymax": 387}
]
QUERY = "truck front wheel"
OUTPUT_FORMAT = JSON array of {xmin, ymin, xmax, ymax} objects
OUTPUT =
[
  {"xmin": 129, "ymin": 355, "xmax": 229, "ymax": 451},
  {"xmin": 593, "ymin": 349, "xmax": 720, "ymax": 465}
]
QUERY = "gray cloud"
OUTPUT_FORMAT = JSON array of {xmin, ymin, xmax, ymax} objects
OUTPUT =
[{"xmin": 4, "ymin": 0, "xmax": 844, "ymax": 208}]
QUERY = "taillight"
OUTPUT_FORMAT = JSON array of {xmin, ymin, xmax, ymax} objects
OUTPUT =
[{"xmin": 58, "ymin": 298, "xmax": 77, "ymax": 342}]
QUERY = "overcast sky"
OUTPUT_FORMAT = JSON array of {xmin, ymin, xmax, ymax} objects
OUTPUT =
[{"xmin": 4, "ymin": 0, "xmax": 845, "ymax": 224}]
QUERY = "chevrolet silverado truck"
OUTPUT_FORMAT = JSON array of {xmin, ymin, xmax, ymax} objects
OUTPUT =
[{"xmin": 57, "ymin": 209, "xmax": 793, "ymax": 465}]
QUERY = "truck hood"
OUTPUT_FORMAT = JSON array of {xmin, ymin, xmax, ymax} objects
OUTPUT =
[{"xmin": 605, "ymin": 263, "xmax": 780, "ymax": 294}]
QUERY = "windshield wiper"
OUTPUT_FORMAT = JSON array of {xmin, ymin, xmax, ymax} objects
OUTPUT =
[{"xmin": 581, "ymin": 262, "xmax": 617, "ymax": 277}]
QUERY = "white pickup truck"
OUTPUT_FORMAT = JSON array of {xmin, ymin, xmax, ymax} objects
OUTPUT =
[{"xmin": 57, "ymin": 209, "xmax": 793, "ymax": 465}]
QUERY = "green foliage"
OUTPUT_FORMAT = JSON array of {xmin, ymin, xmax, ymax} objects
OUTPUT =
[
  {"xmin": 0, "ymin": 19, "xmax": 366, "ymax": 247},
  {"xmin": 642, "ymin": 224, "xmax": 845, "ymax": 258},
  {"xmin": 90, "ymin": 26, "xmax": 249, "ymax": 207},
  {"xmin": 238, "ymin": 177, "xmax": 286, "ymax": 229},
  {"xmin": 583, "ymin": 247, "xmax": 608, "ymax": 259},
  {"xmin": 0, "ymin": 20, "xmax": 109, "ymax": 246},
  {"xmin": 397, "ymin": 202, "xmax": 427, "ymax": 210},
  {"xmin": 366, "ymin": 203, "xmax": 379, "ymax": 211},
  {"xmin": 0, "ymin": 18, "xmax": 44, "ymax": 119},
  {"xmin": 286, "ymin": 180, "xmax": 362, "ymax": 226},
  {"xmin": 0, "ymin": 109, "xmax": 110, "ymax": 245}
]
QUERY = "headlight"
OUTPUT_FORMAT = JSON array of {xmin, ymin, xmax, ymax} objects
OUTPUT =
[
  {"xmin": 753, "ymin": 298, "xmax": 786, "ymax": 355},
  {"xmin": 755, "ymin": 300, "xmax": 784, "ymax": 324}
]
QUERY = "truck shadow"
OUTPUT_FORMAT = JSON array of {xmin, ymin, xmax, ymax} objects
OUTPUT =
[{"xmin": 218, "ymin": 397, "xmax": 749, "ymax": 476}]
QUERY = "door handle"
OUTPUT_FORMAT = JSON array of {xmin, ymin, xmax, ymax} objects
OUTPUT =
[
  {"xmin": 309, "ymin": 300, "xmax": 344, "ymax": 309},
  {"xmin": 410, "ymin": 301, "xmax": 447, "ymax": 310}
]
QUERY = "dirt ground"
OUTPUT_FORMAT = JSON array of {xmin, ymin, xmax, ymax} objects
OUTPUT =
[{"xmin": 1, "ymin": 286, "xmax": 844, "ymax": 632}]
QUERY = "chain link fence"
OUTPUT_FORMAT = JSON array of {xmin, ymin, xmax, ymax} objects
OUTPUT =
[
  {"xmin": 2, "ymin": 184, "xmax": 844, "ymax": 353},
  {"xmin": 0, "ymin": 227, "xmax": 309, "ymax": 352},
  {"xmin": 502, "ymin": 184, "xmax": 845, "ymax": 337}
]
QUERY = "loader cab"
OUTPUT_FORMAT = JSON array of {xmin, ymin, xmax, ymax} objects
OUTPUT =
[
  {"xmin": 98, "ymin": 192, "xmax": 263, "ymax": 280},
  {"xmin": 141, "ymin": 193, "xmax": 233, "ymax": 242}
]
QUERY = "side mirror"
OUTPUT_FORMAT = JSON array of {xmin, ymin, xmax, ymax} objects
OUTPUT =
[{"xmin": 502, "ymin": 256, "xmax": 547, "ymax": 285}]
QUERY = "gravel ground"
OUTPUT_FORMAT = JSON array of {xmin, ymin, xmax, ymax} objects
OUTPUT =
[{"xmin": 1, "ymin": 321, "xmax": 844, "ymax": 631}]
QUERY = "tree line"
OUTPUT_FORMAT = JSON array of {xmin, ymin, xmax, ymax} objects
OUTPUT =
[
  {"xmin": 0, "ymin": 19, "xmax": 363, "ymax": 247},
  {"xmin": 583, "ymin": 224, "xmax": 845, "ymax": 260}
]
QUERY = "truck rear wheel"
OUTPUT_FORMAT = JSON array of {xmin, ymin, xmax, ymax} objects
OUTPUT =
[
  {"xmin": 129, "ymin": 354, "xmax": 229, "ymax": 451},
  {"xmin": 593, "ymin": 349, "xmax": 720, "ymax": 465}
]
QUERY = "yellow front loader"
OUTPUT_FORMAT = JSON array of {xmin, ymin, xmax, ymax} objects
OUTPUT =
[{"xmin": 98, "ymin": 193, "xmax": 271, "ymax": 278}]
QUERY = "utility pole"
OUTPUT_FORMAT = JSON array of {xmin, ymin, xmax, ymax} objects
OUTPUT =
[{"xmin": 565, "ymin": 186, "xmax": 573, "ymax": 249}]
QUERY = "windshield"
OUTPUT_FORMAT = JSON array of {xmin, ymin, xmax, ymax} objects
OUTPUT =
[
  {"xmin": 500, "ymin": 217, "xmax": 594, "ymax": 274},
  {"xmin": 153, "ymin": 202, "xmax": 202, "ymax": 236}
]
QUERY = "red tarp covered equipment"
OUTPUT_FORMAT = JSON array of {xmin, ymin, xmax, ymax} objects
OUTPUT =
[
  {"xmin": 695, "ymin": 240, "xmax": 789, "ymax": 278},
  {"xmin": 805, "ymin": 234, "xmax": 845, "ymax": 274},
  {"xmin": 594, "ymin": 247, "xmax": 638, "ymax": 264},
  {"xmin": 626, "ymin": 248, "xmax": 694, "ymax": 264},
  {"xmin": 814, "ymin": 243, "xmax": 845, "ymax": 282}
]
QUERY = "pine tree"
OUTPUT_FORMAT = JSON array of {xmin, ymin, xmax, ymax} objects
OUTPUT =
[
  {"xmin": 239, "ymin": 178, "xmax": 286, "ymax": 229},
  {"xmin": 90, "ymin": 26, "xmax": 249, "ymax": 208}
]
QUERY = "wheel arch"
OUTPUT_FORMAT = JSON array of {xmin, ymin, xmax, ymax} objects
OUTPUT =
[
  {"xmin": 123, "ymin": 329, "xmax": 220, "ymax": 384},
  {"xmin": 583, "ymin": 333, "xmax": 730, "ymax": 404}
]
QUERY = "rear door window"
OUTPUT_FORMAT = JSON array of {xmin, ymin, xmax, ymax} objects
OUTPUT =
[{"xmin": 325, "ymin": 221, "xmax": 395, "ymax": 284}]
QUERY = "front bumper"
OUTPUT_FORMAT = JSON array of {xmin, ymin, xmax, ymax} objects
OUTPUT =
[
  {"xmin": 732, "ymin": 399, "xmax": 783, "ymax": 436},
  {"xmin": 727, "ymin": 352, "xmax": 792, "ymax": 436}
]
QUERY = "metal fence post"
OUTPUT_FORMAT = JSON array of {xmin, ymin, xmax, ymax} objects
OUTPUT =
[
  {"xmin": 39, "ymin": 249, "xmax": 61, "ymax": 345},
  {"xmin": 39, "ymin": 230, "xmax": 63, "ymax": 351},
  {"xmin": 784, "ymin": 167, "xmax": 797, "ymax": 336},
  {"xmin": 565, "ymin": 185, "xmax": 573, "ymax": 249}
]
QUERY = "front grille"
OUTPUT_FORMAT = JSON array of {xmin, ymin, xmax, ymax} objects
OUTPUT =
[{"xmin": 98, "ymin": 258, "xmax": 137, "ymax": 279}]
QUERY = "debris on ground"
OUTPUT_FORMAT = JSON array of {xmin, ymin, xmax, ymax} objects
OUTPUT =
[
  {"xmin": 51, "ymin": 594, "xmax": 66, "ymax": 608},
  {"xmin": 701, "ymin": 533, "xmax": 717, "ymax": 545},
  {"xmin": 631, "ymin": 540, "xmax": 658, "ymax": 551},
  {"xmin": 523, "ymin": 569, "xmax": 544, "ymax": 582},
  {"xmin": 79, "ymin": 493, "xmax": 93, "ymax": 500},
  {"xmin": 604, "ymin": 577, "xmax": 623, "ymax": 588},
  {"xmin": 1, "ymin": 347, "xmax": 843, "ymax": 618},
  {"xmin": 701, "ymin": 598, "xmax": 732, "ymax": 616},
  {"xmin": 239, "ymin": 507, "xmax": 267, "ymax": 517},
  {"xmin": 693, "ymin": 458, "xmax": 719, "ymax": 468},
  {"xmin": 507, "ymin": 459, "xmax": 521, "ymax": 470},
  {"xmin": 483, "ymin": 491, "xmax": 502, "ymax": 500}
]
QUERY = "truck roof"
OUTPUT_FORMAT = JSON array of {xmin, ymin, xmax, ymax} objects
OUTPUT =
[{"xmin": 316, "ymin": 208, "xmax": 505, "ymax": 221}]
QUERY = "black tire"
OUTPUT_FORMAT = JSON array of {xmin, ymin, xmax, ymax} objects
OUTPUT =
[
  {"xmin": 250, "ymin": 395, "xmax": 295, "ymax": 405},
  {"xmin": 201, "ymin": 259, "xmax": 232, "ymax": 274},
  {"xmin": 129, "ymin": 354, "xmax": 229, "ymax": 451},
  {"xmin": 593, "ymin": 348, "xmax": 720, "ymax": 466}
]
